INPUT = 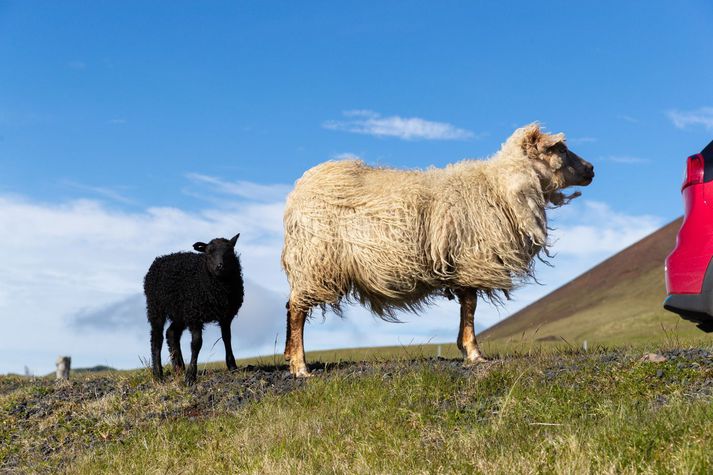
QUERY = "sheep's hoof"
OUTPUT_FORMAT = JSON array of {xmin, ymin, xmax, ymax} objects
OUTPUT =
[
  {"xmin": 294, "ymin": 369, "xmax": 313, "ymax": 378},
  {"xmin": 464, "ymin": 355, "xmax": 489, "ymax": 365},
  {"xmin": 290, "ymin": 362, "xmax": 312, "ymax": 378}
]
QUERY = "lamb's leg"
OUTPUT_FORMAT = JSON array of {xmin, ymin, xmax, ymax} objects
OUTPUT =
[
  {"xmin": 456, "ymin": 289, "xmax": 487, "ymax": 363},
  {"xmin": 286, "ymin": 302, "xmax": 310, "ymax": 378},
  {"xmin": 166, "ymin": 322, "xmax": 185, "ymax": 373},
  {"xmin": 149, "ymin": 317, "xmax": 165, "ymax": 381},
  {"xmin": 185, "ymin": 326, "xmax": 203, "ymax": 386},
  {"xmin": 220, "ymin": 320, "xmax": 238, "ymax": 372}
]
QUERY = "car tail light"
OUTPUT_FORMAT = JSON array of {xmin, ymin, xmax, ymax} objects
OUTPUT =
[{"xmin": 682, "ymin": 154, "xmax": 705, "ymax": 190}]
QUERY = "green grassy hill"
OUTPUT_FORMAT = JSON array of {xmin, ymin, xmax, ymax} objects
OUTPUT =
[
  {"xmin": 3, "ymin": 344, "xmax": 713, "ymax": 474},
  {"xmin": 479, "ymin": 217, "xmax": 709, "ymax": 348}
]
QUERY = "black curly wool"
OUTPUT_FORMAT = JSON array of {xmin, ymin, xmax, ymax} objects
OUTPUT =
[{"xmin": 144, "ymin": 235, "xmax": 244, "ymax": 385}]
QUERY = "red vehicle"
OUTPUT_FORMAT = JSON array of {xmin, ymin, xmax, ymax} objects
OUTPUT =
[{"xmin": 664, "ymin": 140, "xmax": 713, "ymax": 331}]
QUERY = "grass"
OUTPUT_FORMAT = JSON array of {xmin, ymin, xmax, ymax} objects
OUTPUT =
[
  {"xmin": 205, "ymin": 342, "xmax": 465, "ymax": 369},
  {"xmin": 3, "ymin": 341, "xmax": 713, "ymax": 474}
]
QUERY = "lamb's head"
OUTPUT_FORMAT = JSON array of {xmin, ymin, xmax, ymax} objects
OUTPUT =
[
  {"xmin": 193, "ymin": 234, "xmax": 240, "ymax": 278},
  {"xmin": 512, "ymin": 123, "xmax": 594, "ymax": 204}
]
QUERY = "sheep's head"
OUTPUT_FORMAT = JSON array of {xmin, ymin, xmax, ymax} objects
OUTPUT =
[
  {"xmin": 516, "ymin": 123, "xmax": 594, "ymax": 203},
  {"xmin": 193, "ymin": 234, "xmax": 240, "ymax": 278}
]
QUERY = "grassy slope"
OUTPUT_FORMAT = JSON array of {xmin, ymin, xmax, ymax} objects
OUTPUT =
[
  {"xmin": 480, "ymin": 218, "xmax": 707, "ymax": 347},
  {"xmin": 81, "ymin": 355, "xmax": 713, "ymax": 474},
  {"xmin": 3, "ymin": 343, "xmax": 713, "ymax": 474}
]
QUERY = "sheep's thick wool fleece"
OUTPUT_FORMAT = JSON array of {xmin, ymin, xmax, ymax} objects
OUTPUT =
[{"xmin": 282, "ymin": 149, "xmax": 549, "ymax": 318}]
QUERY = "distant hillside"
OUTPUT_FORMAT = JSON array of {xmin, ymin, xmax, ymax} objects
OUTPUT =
[{"xmin": 479, "ymin": 218, "xmax": 710, "ymax": 346}]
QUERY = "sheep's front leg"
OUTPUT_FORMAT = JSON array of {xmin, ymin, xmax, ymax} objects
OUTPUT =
[
  {"xmin": 286, "ymin": 302, "xmax": 310, "ymax": 377},
  {"xmin": 456, "ymin": 289, "xmax": 487, "ymax": 363},
  {"xmin": 220, "ymin": 320, "xmax": 238, "ymax": 372},
  {"xmin": 283, "ymin": 301, "xmax": 292, "ymax": 360},
  {"xmin": 185, "ymin": 326, "xmax": 203, "ymax": 386}
]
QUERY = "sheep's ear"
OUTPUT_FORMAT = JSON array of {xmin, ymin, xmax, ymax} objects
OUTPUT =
[
  {"xmin": 193, "ymin": 242, "xmax": 207, "ymax": 253},
  {"xmin": 521, "ymin": 123, "xmax": 542, "ymax": 146},
  {"xmin": 229, "ymin": 233, "xmax": 240, "ymax": 247},
  {"xmin": 537, "ymin": 132, "xmax": 566, "ymax": 152}
]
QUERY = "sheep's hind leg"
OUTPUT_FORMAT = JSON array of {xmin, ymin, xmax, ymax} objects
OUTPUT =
[
  {"xmin": 166, "ymin": 321, "xmax": 185, "ymax": 374},
  {"xmin": 286, "ymin": 302, "xmax": 311, "ymax": 378},
  {"xmin": 456, "ymin": 289, "xmax": 488, "ymax": 363},
  {"xmin": 220, "ymin": 320, "xmax": 238, "ymax": 372},
  {"xmin": 185, "ymin": 325, "xmax": 203, "ymax": 386}
]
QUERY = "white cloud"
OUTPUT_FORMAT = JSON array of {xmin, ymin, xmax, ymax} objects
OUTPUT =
[
  {"xmin": 332, "ymin": 152, "xmax": 361, "ymax": 160},
  {"xmin": 548, "ymin": 200, "xmax": 662, "ymax": 256},
  {"xmin": 668, "ymin": 107, "xmax": 713, "ymax": 130},
  {"xmin": 186, "ymin": 173, "xmax": 292, "ymax": 202},
  {"xmin": 569, "ymin": 137, "xmax": 597, "ymax": 145},
  {"xmin": 618, "ymin": 114, "xmax": 639, "ymax": 123},
  {"xmin": 61, "ymin": 180, "xmax": 137, "ymax": 205},
  {"xmin": 600, "ymin": 155, "xmax": 649, "ymax": 164},
  {"xmin": 66, "ymin": 60, "xmax": 87, "ymax": 70},
  {"xmin": 0, "ymin": 175, "xmax": 663, "ymax": 374},
  {"xmin": 323, "ymin": 110, "xmax": 475, "ymax": 141}
]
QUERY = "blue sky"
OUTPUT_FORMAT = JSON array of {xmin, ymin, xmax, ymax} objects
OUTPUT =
[{"xmin": 1, "ymin": 1, "xmax": 713, "ymax": 374}]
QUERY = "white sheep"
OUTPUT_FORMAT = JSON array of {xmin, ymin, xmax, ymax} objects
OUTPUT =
[{"xmin": 281, "ymin": 124, "xmax": 594, "ymax": 376}]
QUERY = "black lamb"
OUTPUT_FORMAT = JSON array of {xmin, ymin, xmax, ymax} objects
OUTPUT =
[{"xmin": 144, "ymin": 234, "xmax": 244, "ymax": 385}]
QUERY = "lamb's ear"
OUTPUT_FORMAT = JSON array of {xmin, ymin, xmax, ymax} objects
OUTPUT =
[
  {"xmin": 229, "ymin": 233, "xmax": 240, "ymax": 247},
  {"xmin": 193, "ymin": 242, "xmax": 207, "ymax": 253}
]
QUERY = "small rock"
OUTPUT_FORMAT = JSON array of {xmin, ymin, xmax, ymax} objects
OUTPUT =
[{"xmin": 641, "ymin": 353, "xmax": 668, "ymax": 363}]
